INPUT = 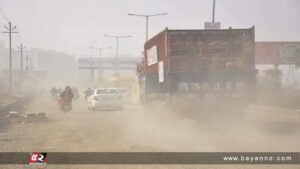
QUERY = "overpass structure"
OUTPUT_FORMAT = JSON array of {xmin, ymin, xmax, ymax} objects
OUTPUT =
[
  {"xmin": 78, "ymin": 57, "xmax": 140, "ymax": 70},
  {"xmin": 101, "ymin": 57, "xmax": 139, "ymax": 70}
]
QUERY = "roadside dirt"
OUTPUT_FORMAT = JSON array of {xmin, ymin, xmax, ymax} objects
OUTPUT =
[{"xmin": 0, "ymin": 95, "xmax": 299, "ymax": 169}]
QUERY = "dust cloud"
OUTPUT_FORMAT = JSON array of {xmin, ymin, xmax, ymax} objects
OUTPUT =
[
  {"xmin": 115, "ymin": 96, "xmax": 300, "ymax": 152},
  {"xmin": 3, "ymin": 86, "xmax": 299, "ymax": 169},
  {"xmin": 6, "ymin": 79, "xmax": 299, "ymax": 153}
]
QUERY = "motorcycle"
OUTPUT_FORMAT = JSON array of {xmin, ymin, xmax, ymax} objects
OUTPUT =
[
  {"xmin": 61, "ymin": 104, "xmax": 72, "ymax": 112},
  {"xmin": 57, "ymin": 98, "xmax": 72, "ymax": 112}
]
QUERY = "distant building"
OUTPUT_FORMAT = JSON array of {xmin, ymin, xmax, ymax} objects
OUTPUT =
[{"xmin": 31, "ymin": 49, "xmax": 78, "ymax": 80}]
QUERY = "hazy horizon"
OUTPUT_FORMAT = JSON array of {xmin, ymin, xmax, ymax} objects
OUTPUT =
[{"xmin": 0, "ymin": 0, "xmax": 299, "ymax": 58}]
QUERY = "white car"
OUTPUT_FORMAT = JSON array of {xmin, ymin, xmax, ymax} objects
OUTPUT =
[{"xmin": 87, "ymin": 88, "xmax": 124, "ymax": 110}]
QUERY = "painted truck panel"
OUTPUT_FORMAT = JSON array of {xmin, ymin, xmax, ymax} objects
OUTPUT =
[{"xmin": 142, "ymin": 27, "xmax": 256, "ymax": 96}]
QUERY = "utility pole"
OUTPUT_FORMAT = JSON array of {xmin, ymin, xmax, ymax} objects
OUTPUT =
[
  {"xmin": 17, "ymin": 44, "xmax": 25, "ymax": 82},
  {"xmin": 2, "ymin": 22, "xmax": 18, "ymax": 93},
  {"xmin": 17, "ymin": 44, "xmax": 25, "ymax": 70},
  {"xmin": 128, "ymin": 12, "xmax": 167, "ymax": 41},
  {"xmin": 212, "ymin": 0, "xmax": 216, "ymax": 23},
  {"xmin": 104, "ymin": 35, "xmax": 132, "ymax": 73}
]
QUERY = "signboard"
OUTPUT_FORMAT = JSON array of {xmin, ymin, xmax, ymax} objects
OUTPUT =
[
  {"xmin": 147, "ymin": 45, "xmax": 158, "ymax": 66},
  {"xmin": 78, "ymin": 57, "xmax": 101, "ymax": 69},
  {"xmin": 158, "ymin": 61, "xmax": 164, "ymax": 83},
  {"xmin": 280, "ymin": 44, "xmax": 300, "ymax": 64},
  {"xmin": 255, "ymin": 42, "xmax": 300, "ymax": 65},
  {"xmin": 204, "ymin": 22, "xmax": 221, "ymax": 30}
]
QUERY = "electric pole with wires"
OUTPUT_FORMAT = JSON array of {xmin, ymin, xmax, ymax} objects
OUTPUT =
[
  {"xmin": 17, "ymin": 44, "xmax": 26, "ymax": 70},
  {"xmin": 2, "ymin": 22, "xmax": 19, "ymax": 93}
]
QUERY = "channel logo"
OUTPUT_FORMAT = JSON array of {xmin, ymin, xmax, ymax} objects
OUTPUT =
[{"xmin": 28, "ymin": 152, "xmax": 48, "ymax": 164}]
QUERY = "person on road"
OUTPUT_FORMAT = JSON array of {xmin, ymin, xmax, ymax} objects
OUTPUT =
[
  {"xmin": 84, "ymin": 87, "xmax": 93, "ymax": 101},
  {"xmin": 58, "ymin": 86, "xmax": 74, "ymax": 111}
]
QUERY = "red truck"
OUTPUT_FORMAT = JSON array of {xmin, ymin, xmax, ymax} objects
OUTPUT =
[{"xmin": 137, "ymin": 27, "xmax": 256, "ymax": 101}]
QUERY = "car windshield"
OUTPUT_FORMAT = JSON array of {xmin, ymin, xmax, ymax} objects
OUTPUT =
[{"xmin": 96, "ymin": 89, "xmax": 118, "ymax": 94}]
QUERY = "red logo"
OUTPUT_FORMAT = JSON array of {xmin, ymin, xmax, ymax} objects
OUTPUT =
[{"xmin": 29, "ymin": 152, "xmax": 48, "ymax": 164}]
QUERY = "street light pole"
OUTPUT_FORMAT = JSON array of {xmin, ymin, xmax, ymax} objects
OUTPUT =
[
  {"xmin": 212, "ymin": 0, "xmax": 216, "ymax": 23},
  {"xmin": 146, "ymin": 16, "xmax": 149, "ymax": 41},
  {"xmin": 128, "ymin": 12, "xmax": 167, "ymax": 41},
  {"xmin": 103, "ymin": 35, "xmax": 132, "ymax": 73}
]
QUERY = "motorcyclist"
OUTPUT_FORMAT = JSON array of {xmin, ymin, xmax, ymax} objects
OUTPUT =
[
  {"xmin": 58, "ymin": 86, "xmax": 74, "ymax": 111},
  {"xmin": 84, "ymin": 87, "xmax": 93, "ymax": 101}
]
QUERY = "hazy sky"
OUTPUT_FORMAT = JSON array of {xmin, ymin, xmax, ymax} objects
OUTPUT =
[{"xmin": 0, "ymin": 0, "xmax": 299, "ymax": 58}]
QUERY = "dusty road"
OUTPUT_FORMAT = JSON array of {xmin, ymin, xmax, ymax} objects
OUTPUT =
[{"xmin": 0, "ymin": 95, "xmax": 299, "ymax": 169}]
